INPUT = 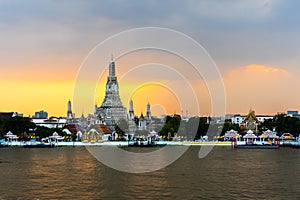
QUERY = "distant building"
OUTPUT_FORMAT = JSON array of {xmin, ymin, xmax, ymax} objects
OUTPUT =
[
  {"xmin": 33, "ymin": 110, "xmax": 48, "ymax": 119},
  {"xmin": 225, "ymin": 114, "xmax": 235, "ymax": 121},
  {"xmin": 32, "ymin": 117, "xmax": 67, "ymax": 129},
  {"xmin": 287, "ymin": 110, "xmax": 300, "ymax": 118}
]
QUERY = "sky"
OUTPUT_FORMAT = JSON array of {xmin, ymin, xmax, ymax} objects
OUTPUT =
[{"xmin": 1, "ymin": 0, "xmax": 300, "ymax": 117}]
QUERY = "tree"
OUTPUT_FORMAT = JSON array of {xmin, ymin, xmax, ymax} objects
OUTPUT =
[
  {"xmin": 221, "ymin": 121, "xmax": 241, "ymax": 135},
  {"xmin": 35, "ymin": 126, "xmax": 63, "ymax": 139},
  {"xmin": 159, "ymin": 115, "xmax": 181, "ymax": 140},
  {"xmin": 259, "ymin": 114, "xmax": 300, "ymax": 137},
  {"xmin": 0, "ymin": 117, "xmax": 36, "ymax": 137}
]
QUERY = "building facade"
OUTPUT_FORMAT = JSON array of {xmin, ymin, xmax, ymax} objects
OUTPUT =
[{"xmin": 33, "ymin": 110, "xmax": 48, "ymax": 119}]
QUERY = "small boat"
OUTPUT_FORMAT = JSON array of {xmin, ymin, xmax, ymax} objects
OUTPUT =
[
  {"xmin": 128, "ymin": 139, "xmax": 166, "ymax": 147},
  {"xmin": 23, "ymin": 141, "xmax": 54, "ymax": 148},
  {"xmin": 0, "ymin": 143, "xmax": 8, "ymax": 148},
  {"xmin": 128, "ymin": 142, "xmax": 156, "ymax": 147},
  {"xmin": 0, "ymin": 139, "xmax": 8, "ymax": 148},
  {"xmin": 235, "ymin": 144, "xmax": 279, "ymax": 149},
  {"xmin": 290, "ymin": 141, "xmax": 300, "ymax": 148}
]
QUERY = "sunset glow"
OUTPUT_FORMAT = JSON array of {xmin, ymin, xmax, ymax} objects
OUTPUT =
[
  {"xmin": 1, "ymin": 1, "xmax": 300, "ymax": 117},
  {"xmin": 245, "ymin": 64, "xmax": 288, "ymax": 74}
]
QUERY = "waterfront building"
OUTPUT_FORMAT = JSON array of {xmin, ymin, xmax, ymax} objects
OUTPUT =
[
  {"xmin": 95, "ymin": 57, "xmax": 127, "ymax": 131},
  {"xmin": 224, "ymin": 129, "xmax": 241, "ymax": 141},
  {"xmin": 62, "ymin": 124, "xmax": 84, "ymax": 140},
  {"xmin": 83, "ymin": 124, "xmax": 112, "ymax": 142}
]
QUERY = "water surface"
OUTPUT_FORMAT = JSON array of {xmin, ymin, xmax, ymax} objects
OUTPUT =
[{"xmin": 0, "ymin": 147, "xmax": 299, "ymax": 199}]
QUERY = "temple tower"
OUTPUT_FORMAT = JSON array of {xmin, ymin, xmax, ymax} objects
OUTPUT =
[
  {"xmin": 146, "ymin": 102, "xmax": 151, "ymax": 120},
  {"xmin": 129, "ymin": 99, "xmax": 134, "ymax": 120},
  {"xmin": 96, "ymin": 57, "xmax": 127, "ymax": 131},
  {"xmin": 67, "ymin": 99, "xmax": 73, "ymax": 122}
]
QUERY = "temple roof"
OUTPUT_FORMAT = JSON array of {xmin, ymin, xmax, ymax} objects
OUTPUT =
[
  {"xmin": 88, "ymin": 124, "xmax": 112, "ymax": 135},
  {"xmin": 243, "ymin": 107, "xmax": 259, "ymax": 122},
  {"xmin": 63, "ymin": 124, "xmax": 84, "ymax": 135}
]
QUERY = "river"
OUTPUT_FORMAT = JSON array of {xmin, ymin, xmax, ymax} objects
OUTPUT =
[{"xmin": 0, "ymin": 146, "xmax": 299, "ymax": 199}]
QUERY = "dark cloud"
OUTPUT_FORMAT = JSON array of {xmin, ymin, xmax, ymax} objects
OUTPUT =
[{"xmin": 1, "ymin": 0, "xmax": 300, "ymax": 72}]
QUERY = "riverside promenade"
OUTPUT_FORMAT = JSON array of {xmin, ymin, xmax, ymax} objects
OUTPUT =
[{"xmin": 4, "ymin": 141, "xmax": 232, "ymax": 147}]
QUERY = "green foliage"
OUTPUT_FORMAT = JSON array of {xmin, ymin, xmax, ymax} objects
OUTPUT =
[
  {"xmin": 0, "ymin": 117, "xmax": 36, "ymax": 137},
  {"xmin": 259, "ymin": 114, "xmax": 300, "ymax": 137},
  {"xmin": 35, "ymin": 126, "xmax": 63, "ymax": 139},
  {"xmin": 185, "ymin": 117, "xmax": 209, "ymax": 140},
  {"xmin": 221, "ymin": 121, "xmax": 241, "ymax": 135},
  {"xmin": 159, "ymin": 116, "xmax": 210, "ymax": 140},
  {"xmin": 159, "ymin": 115, "xmax": 181, "ymax": 140}
]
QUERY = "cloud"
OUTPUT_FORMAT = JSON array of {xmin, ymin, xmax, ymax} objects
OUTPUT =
[
  {"xmin": 245, "ymin": 64, "xmax": 288, "ymax": 74},
  {"xmin": 222, "ymin": 63, "xmax": 297, "ymax": 114}
]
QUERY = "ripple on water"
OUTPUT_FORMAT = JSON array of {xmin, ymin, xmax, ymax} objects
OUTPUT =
[{"xmin": 0, "ymin": 147, "xmax": 299, "ymax": 199}]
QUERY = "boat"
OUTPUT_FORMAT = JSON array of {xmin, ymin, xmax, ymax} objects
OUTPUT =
[
  {"xmin": 290, "ymin": 141, "xmax": 300, "ymax": 148},
  {"xmin": 0, "ymin": 143, "xmax": 8, "ymax": 148},
  {"xmin": 234, "ymin": 140, "xmax": 280, "ymax": 149},
  {"xmin": 128, "ymin": 139, "xmax": 166, "ymax": 147},
  {"xmin": 235, "ymin": 144, "xmax": 279, "ymax": 149},
  {"xmin": 0, "ymin": 139, "xmax": 8, "ymax": 147},
  {"xmin": 23, "ymin": 141, "xmax": 54, "ymax": 148}
]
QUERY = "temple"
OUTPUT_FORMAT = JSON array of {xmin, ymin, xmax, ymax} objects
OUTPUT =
[
  {"xmin": 243, "ymin": 107, "xmax": 259, "ymax": 132},
  {"xmin": 95, "ymin": 57, "xmax": 127, "ymax": 131},
  {"xmin": 127, "ymin": 100, "xmax": 152, "ymax": 133},
  {"xmin": 94, "ymin": 57, "xmax": 153, "ymax": 133}
]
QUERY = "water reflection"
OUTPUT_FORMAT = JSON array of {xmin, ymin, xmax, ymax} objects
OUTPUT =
[{"xmin": 0, "ymin": 147, "xmax": 299, "ymax": 199}]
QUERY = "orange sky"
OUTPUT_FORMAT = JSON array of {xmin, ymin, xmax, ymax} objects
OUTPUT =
[
  {"xmin": 1, "ymin": 1, "xmax": 300, "ymax": 118},
  {"xmin": 0, "ymin": 53, "xmax": 296, "ymax": 118}
]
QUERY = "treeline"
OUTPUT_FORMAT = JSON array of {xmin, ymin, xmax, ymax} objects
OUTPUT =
[
  {"xmin": 260, "ymin": 114, "xmax": 300, "ymax": 136},
  {"xmin": 159, "ymin": 113, "xmax": 300, "ymax": 140},
  {"xmin": 159, "ymin": 115, "xmax": 211, "ymax": 140},
  {"xmin": 0, "ymin": 117, "xmax": 64, "ymax": 139},
  {"xmin": 0, "ymin": 117, "xmax": 36, "ymax": 135}
]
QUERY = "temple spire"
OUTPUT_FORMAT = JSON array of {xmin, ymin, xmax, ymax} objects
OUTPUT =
[
  {"xmin": 129, "ymin": 99, "xmax": 134, "ymax": 120},
  {"xmin": 146, "ymin": 102, "xmax": 151, "ymax": 120},
  {"xmin": 109, "ymin": 58, "xmax": 116, "ymax": 77},
  {"xmin": 67, "ymin": 99, "xmax": 73, "ymax": 122}
]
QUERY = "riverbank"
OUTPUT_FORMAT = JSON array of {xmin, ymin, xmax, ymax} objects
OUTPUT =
[
  {"xmin": 3, "ymin": 141, "xmax": 232, "ymax": 147},
  {"xmin": 3, "ymin": 140, "xmax": 299, "ymax": 147}
]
